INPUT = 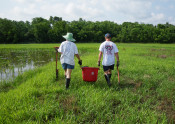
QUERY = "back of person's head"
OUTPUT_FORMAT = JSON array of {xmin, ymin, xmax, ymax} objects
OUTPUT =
[{"xmin": 105, "ymin": 33, "xmax": 111, "ymax": 38}]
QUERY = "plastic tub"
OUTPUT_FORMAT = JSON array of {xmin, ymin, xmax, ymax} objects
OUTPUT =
[{"xmin": 81, "ymin": 67, "xmax": 99, "ymax": 82}]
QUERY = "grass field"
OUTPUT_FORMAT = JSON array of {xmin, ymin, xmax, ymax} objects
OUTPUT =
[{"xmin": 0, "ymin": 43, "xmax": 175, "ymax": 123}]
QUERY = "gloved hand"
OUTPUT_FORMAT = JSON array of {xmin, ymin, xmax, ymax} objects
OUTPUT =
[
  {"xmin": 116, "ymin": 61, "xmax": 120, "ymax": 67},
  {"xmin": 78, "ymin": 60, "xmax": 82, "ymax": 65},
  {"xmin": 55, "ymin": 48, "xmax": 58, "ymax": 52},
  {"xmin": 97, "ymin": 61, "xmax": 100, "ymax": 66},
  {"xmin": 54, "ymin": 47, "xmax": 59, "ymax": 52}
]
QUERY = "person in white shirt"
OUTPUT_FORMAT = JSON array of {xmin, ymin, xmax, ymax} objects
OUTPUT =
[
  {"xmin": 98, "ymin": 33, "xmax": 119, "ymax": 87},
  {"xmin": 57, "ymin": 33, "xmax": 82, "ymax": 89}
]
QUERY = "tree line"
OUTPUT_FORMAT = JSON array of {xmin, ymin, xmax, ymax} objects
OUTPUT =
[{"xmin": 0, "ymin": 16, "xmax": 175, "ymax": 44}]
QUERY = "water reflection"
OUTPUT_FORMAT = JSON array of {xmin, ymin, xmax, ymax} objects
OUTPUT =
[{"xmin": 0, "ymin": 49, "xmax": 56, "ymax": 82}]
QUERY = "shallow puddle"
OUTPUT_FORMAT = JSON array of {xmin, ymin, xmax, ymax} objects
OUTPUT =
[{"xmin": 0, "ymin": 49, "xmax": 57, "ymax": 82}]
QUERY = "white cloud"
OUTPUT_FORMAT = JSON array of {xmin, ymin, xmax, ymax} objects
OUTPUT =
[
  {"xmin": 38, "ymin": 1, "xmax": 103, "ymax": 21},
  {"xmin": 38, "ymin": 0, "xmax": 153, "ymax": 22},
  {"xmin": 98, "ymin": 0, "xmax": 152, "ymax": 23},
  {"xmin": 12, "ymin": 0, "xmax": 26, "ymax": 3},
  {"xmin": 35, "ymin": 0, "xmax": 44, "ymax": 2},
  {"xmin": 168, "ymin": 16, "xmax": 175, "ymax": 24},
  {"xmin": 144, "ymin": 13, "xmax": 166, "ymax": 24},
  {"xmin": 170, "ymin": 5, "xmax": 174, "ymax": 9},
  {"xmin": 1, "ymin": 0, "xmax": 175, "ymax": 25},
  {"xmin": 6, "ymin": 3, "xmax": 39, "ymax": 21},
  {"xmin": 0, "ymin": 13, "xmax": 5, "ymax": 18},
  {"xmin": 151, "ymin": 13, "xmax": 165, "ymax": 20},
  {"xmin": 12, "ymin": 0, "xmax": 43, "ymax": 3},
  {"xmin": 155, "ymin": 6, "xmax": 161, "ymax": 10}
]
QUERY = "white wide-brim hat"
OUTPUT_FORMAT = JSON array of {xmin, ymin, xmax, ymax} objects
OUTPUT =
[{"xmin": 63, "ymin": 33, "xmax": 76, "ymax": 42}]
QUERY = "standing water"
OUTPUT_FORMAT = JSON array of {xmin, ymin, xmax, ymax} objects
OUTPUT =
[{"xmin": 0, "ymin": 49, "xmax": 56, "ymax": 82}]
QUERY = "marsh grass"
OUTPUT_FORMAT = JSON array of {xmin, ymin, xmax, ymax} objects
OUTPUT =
[{"xmin": 0, "ymin": 43, "xmax": 174, "ymax": 123}]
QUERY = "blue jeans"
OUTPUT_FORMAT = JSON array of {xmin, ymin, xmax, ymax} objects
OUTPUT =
[{"xmin": 62, "ymin": 63, "xmax": 74, "ymax": 69}]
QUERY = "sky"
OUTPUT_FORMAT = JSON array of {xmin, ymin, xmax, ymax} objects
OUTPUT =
[{"xmin": 0, "ymin": 0, "xmax": 175, "ymax": 25}]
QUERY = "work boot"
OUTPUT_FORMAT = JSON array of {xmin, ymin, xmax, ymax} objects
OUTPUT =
[
  {"xmin": 105, "ymin": 75, "xmax": 111, "ymax": 87},
  {"xmin": 66, "ymin": 78, "xmax": 70, "ymax": 89},
  {"xmin": 108, "ymin": 74, "xmax": 111, "ymax": 80}
]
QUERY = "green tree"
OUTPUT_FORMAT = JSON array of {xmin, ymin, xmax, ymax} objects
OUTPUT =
[
  {"xmin": 31, "ymin": 17, "xmax": 51, "ymax": 43},
  {"xmin": 0, "ymin": 18, "xmax": 14, "ymax": 43}
]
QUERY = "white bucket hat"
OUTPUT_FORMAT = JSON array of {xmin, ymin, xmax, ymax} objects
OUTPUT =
[{"xmin": 63, "ymin": 33, "xmax": 76, "ymax": 42}]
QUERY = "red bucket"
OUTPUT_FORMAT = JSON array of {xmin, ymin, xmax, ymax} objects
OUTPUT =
[{"xmin": 81, "ymin": 67, "xmax": 99, "ymax": 82}]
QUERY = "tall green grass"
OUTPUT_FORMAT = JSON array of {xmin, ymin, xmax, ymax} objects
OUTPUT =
[{"xmin": 0, "ymin": 43, "xmax": 174, "ymax": 123}]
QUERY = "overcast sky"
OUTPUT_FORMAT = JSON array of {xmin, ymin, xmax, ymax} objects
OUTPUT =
[{"xmin": 0, "ymin": 0, "xmax": 175, "ymax": 25}]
